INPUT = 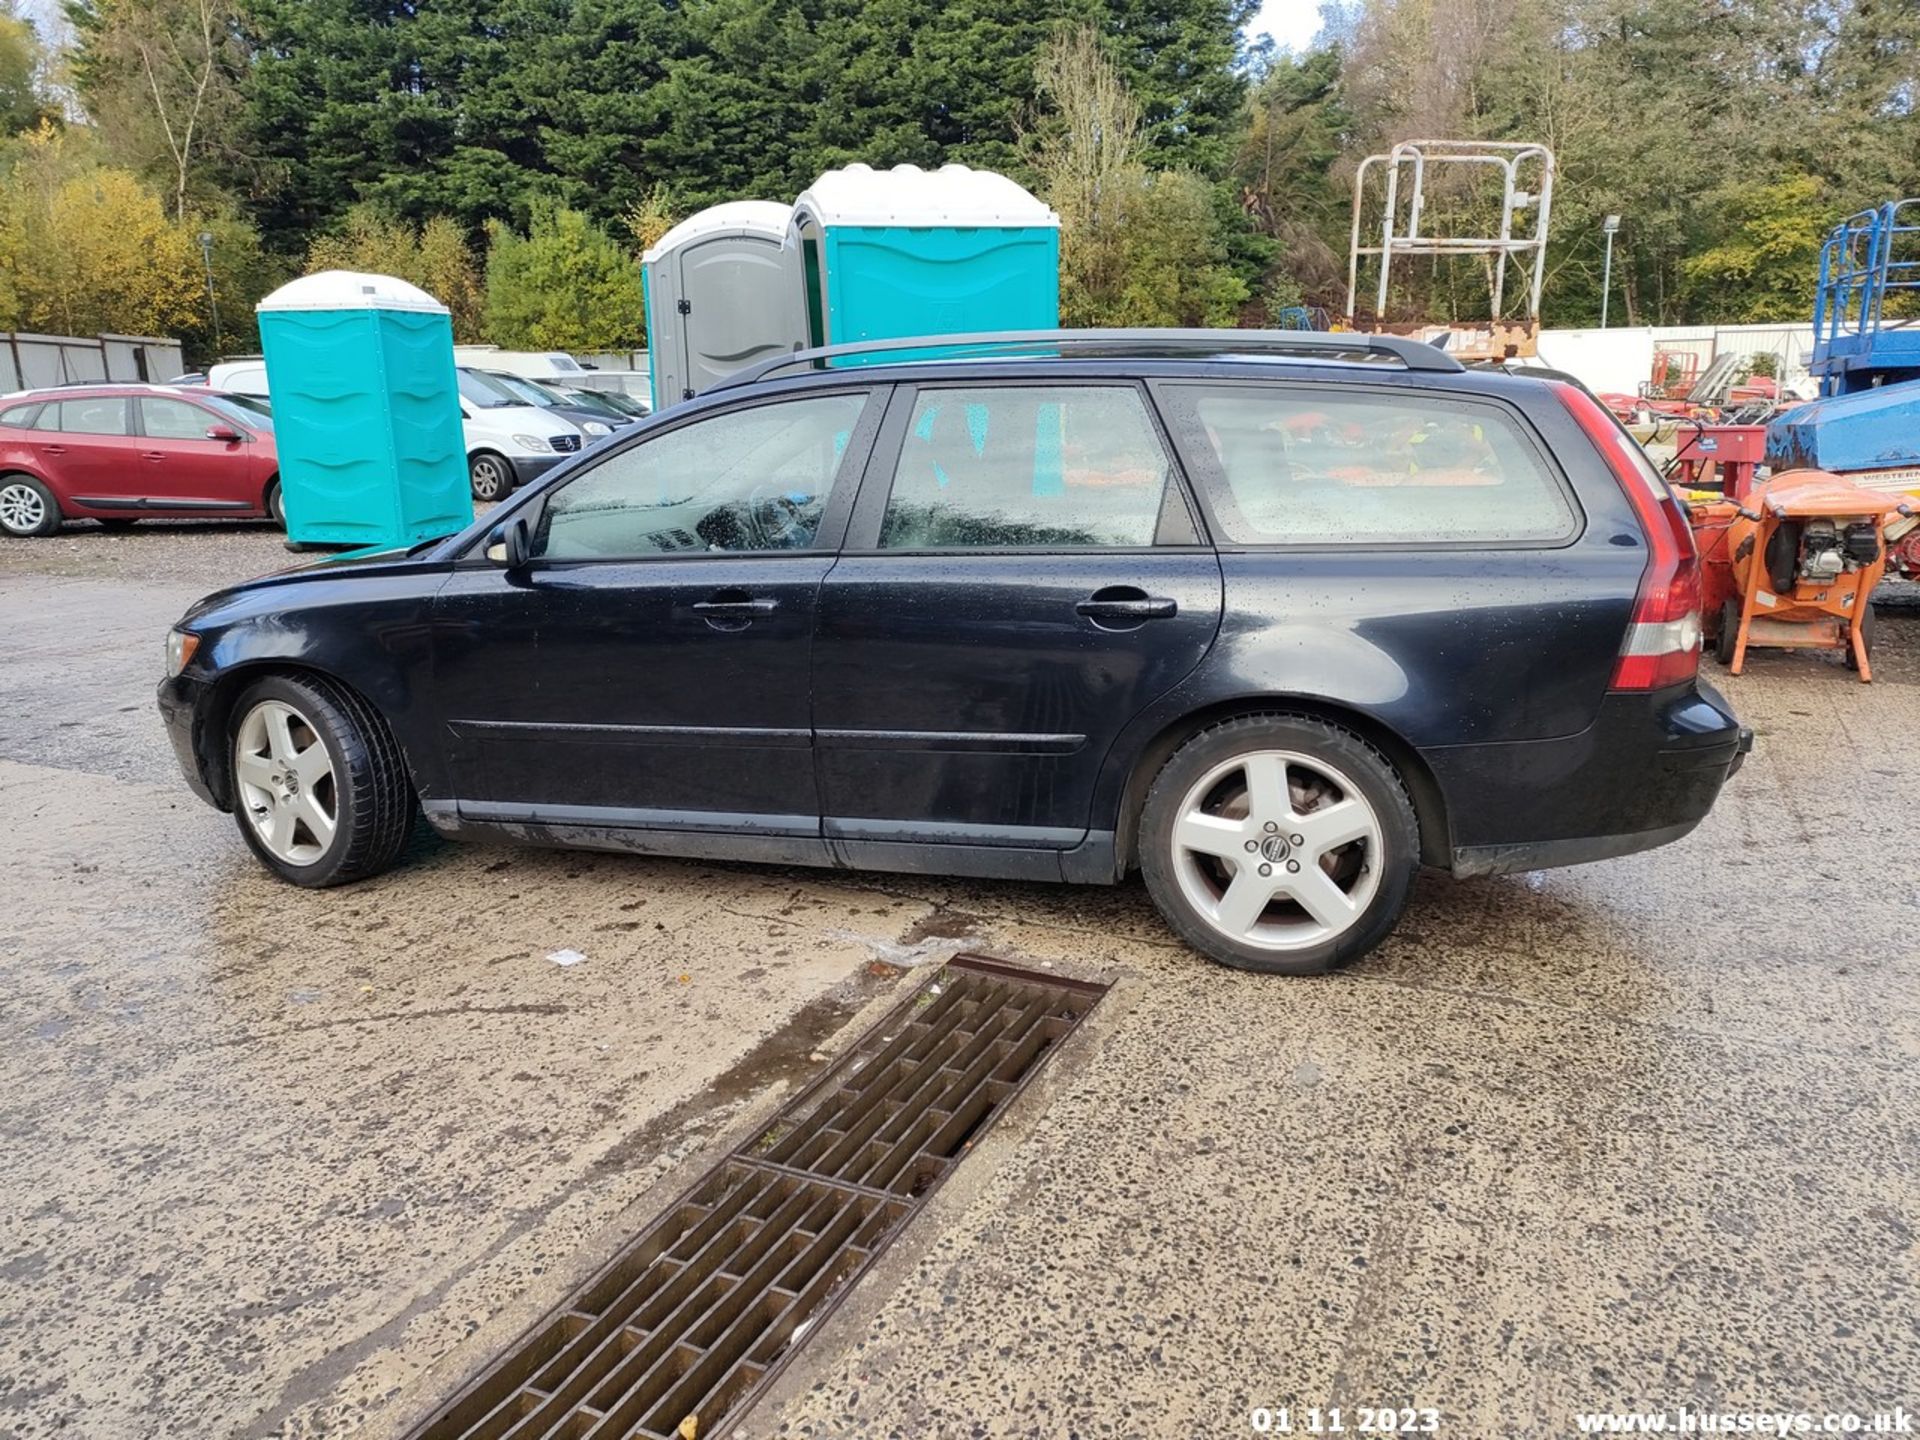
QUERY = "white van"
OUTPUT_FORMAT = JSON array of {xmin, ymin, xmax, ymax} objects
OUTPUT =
[
  {"xmin": 454, "ymin": 368, "xmax": 584, "ymax": 500},
  {"xmin": 201, "ymin": 360, "xmax": 582, "ymax": 501}
]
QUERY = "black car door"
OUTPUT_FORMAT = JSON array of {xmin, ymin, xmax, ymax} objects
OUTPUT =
[
  {"xmin": 811, "ymin": 380, "xmax": 1224, "ymax": 874},
  {"xmin": 430, "ymin": 386, "xmax": 884, "ymax": 851}
]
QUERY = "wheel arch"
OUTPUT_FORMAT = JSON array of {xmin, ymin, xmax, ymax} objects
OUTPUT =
[
  {"xmin": 1111, "ymin": 695, "xmax": 1453, "ymax": 873},
  {"xmin": 193, "ymin": 660, "xmax": 412, "ymax": 810}
]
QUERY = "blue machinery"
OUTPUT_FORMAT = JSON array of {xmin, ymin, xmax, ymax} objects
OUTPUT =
[{"xmin": 1766, "ymin": 200, "xmax": 1920, "ymax": 478}]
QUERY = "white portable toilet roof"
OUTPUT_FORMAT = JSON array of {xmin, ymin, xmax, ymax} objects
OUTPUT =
[
  {"xmin": 643, "ymin": 201, "xmax": 793, "ymax": 263},
  {"xmin": 257, "ymin": 270, "xmax": 450, "ymax": 315},
  {"xmin": 792, "ymin": 164, "xmax": 1059, "ymax": 230}
]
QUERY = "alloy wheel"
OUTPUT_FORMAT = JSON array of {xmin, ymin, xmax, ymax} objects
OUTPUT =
[
  {"xmin": 471, "ymin": 456, "xmax": 509, "ymax": 500},
  {"xmin": 1168, "ymin": 748, "xmax": 1384, "ymax": 952},
  {"xmin": 0, "ymin": 481, "xmax": 46, "ymax": 533},
  {"xmin": 233, "ymin": 699, "xmax": 338, "ymax": 865}
]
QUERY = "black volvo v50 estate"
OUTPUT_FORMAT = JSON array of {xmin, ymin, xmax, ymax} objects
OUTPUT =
[{"xmin": 158, "ymin": 331, "xmax": 1750, "ymax": 974}]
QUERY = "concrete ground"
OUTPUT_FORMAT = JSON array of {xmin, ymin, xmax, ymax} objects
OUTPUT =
[{"xmin": 1, "ymin": 521, "xmax": 1915, "ymax": 1440}]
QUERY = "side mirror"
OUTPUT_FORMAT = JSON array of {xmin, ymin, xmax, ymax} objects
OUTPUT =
[
  {"xmin": 206, "ymin": 425, "xmax": 243, "ymax": 442},
  {"xmin": 485, "ymin": 516, "xmax": 532, "ymax": 569}
]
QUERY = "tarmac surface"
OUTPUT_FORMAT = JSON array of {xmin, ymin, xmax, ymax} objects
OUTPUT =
[{"xmin": 1, "ymin": 520, "xmax": 1916, "ymax": 1440}]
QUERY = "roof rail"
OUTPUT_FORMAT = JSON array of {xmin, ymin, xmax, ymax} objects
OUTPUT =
[{"xmin": 708, "ymin": 327, "xmax": 1464, "ymax": 393}]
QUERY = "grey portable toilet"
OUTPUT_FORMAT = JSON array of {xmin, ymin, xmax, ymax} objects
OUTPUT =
[{"xmin": 642, "ymin": 200, "xmax": 806, "ymax": 408}]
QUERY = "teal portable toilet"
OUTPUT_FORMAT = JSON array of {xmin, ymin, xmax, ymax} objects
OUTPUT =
[
  {"xmin": 256, "ymin": 270, "xmax": 470, "ymax": 548},
  {"xmin": 788, "ymin": 164, "xmax": 1059, "ymax": 358}
]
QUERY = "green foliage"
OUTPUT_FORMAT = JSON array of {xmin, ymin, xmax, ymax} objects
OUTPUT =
[
  {"xmin": 1681, "ymin": 177, "xmax": 1831, "ymax": 323},
  {"xmin": 0, "ymin": 123, "xmax": 208, "ymax": 337},
  {"xmin": 307, "ymin": 206, "xmax": 486, "ymax": 341},
  {"xmin": 1034, "ymin": 27, "xmax": 1247, "ymax": 327},
  {"xmin": 0, "ymin": 4, "xmax": 50, "ymax": 136},
  {"xmin": 483, "ymin": 205, "xmax": 646, "ymax": 351}
]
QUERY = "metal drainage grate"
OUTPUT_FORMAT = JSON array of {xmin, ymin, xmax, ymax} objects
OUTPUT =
[{"xmin": 408, "ymin": 955, "xmax": 1105, "ymax": 1440}]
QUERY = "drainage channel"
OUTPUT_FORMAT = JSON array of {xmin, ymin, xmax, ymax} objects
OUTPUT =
[{"xmin": 407, "ymin": 954, "xmax": 1106, "ymax": 1440}]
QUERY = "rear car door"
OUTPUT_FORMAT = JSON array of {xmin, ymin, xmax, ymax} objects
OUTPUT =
[
  {"xmin": 134, "ymin": 396, "xmax": 265, "ymax": 510},
  {"xmin": 430, "ymin": 386, "xmax": 884, "ymax": 851},
  {"xmin": 40, "ymin": 396, "xmax": 141, "ymax": 504},
  {"xmin": 812, "ymin": 380, "xmax": 1224, "ymax": 873}
]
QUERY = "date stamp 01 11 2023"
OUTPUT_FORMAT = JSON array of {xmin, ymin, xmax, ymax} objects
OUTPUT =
[{"xmin": 1248, "ymin": 1407, "xmax": 1443, "ymax": 1434}]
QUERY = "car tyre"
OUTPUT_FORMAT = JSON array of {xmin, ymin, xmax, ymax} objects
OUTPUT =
[
  {"xmin": 265, "ymin": 478, "xmax": 286, "ymax": 530},
  {"xmin": 1138, "ymin": 714, "xmax": 1419, "ymax": 975},
  {"xmin": 227, "ymin": 672, "xmax": 415, "ymax": 888},
  {"xmin": 0, "ymin": 474, "xmax": 61, "ymax": 537},
  {"xmin": 469, "ymin": 451, "xmax": 514, "ymax": 502}
]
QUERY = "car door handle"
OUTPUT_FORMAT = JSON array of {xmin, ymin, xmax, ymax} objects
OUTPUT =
[
  {"xmin": 1076, "ymin": 596, "xmax": 1177, "ymax": 620},
  {"xmin": 142, "ymin": 450, "xmax": 167, "ymax": 462},
  {"xmin": 691, "ymin": 598, "xmax": 778, "ymax": 616},
  {"xmin": 42, "ymin": 444, "xmax": 66, "ymax": 455}
]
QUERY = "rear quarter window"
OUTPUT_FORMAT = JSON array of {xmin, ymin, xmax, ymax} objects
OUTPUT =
[
  {"xmin": 1160, "ymin": 383, "xmax": 1578, "ymax": 547},
  {"xmin": 0, "ymin": 403, "xmax": 40, "ymax": 428}
]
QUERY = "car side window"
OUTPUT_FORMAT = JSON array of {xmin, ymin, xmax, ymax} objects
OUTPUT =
[
  {"xmin": 140, "ymin": 398, "xmax": 220, "ymax": 440},
  {"xmin": 878, "ymin": 386, "xmax": 1172, "ymax": 549},
  {"xmin": 534, "ymin": 393, "xmax": 868, "ymax": 561},
  {"xmin": 0, "ymin": 403, "xmax": 39, "ymax": 427},
  {"xmin": 56, "ymin": 398, "xmax": 131, "ymax": 437},
  {"xmin": 1163, "ymin": 383, "xmax": 1577, "ymax": 546}
]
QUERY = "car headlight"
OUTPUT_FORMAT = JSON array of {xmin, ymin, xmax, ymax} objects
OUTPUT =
[
  {"xmin": 165, "ymin": 628, "xmax": 200, "ymax": 677},
  {"xmin": 512, "ymin": 434, "xmax": 551, "ymax": 452},
  {"xmin": 583, "ymin": 421, "xmax": 610, "ymax": 436}
]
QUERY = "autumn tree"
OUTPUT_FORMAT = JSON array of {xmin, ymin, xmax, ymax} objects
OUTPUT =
[
  {"xmin": 0, "ymin": 2, "xmax": 51, "ymax": 136},
  {"xmin": 0, "ymin": 122, "xmax": 206, "ymax": 336},
  {"xmin": 483, "ymin": 206, "xmax": 647, "ymax": 352},
  {"xmin": 1033, "ymin": 27, "xmax": 1247, "ymax": 327},
  {"xmin": 65, "ymin": 0, "xmax": 252, "ymax": 222},
  {"xmin": 305, "ymin": 206, "xmax": 486, "ymax": 342}
]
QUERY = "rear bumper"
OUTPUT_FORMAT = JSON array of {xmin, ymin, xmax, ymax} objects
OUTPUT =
[{"xmin": 1433, "ymin": 680, "xmax": 1749, "ymax": 877}]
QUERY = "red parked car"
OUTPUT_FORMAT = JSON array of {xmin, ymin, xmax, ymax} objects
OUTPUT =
[{"xmin": 0, "ymin": 384, "xmax": 281, "ymax": 538}]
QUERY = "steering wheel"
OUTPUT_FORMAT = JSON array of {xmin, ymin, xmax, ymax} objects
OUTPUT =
[{"xmin": 745, "ymin": 487, "xmax": 808, "ymax": 548}]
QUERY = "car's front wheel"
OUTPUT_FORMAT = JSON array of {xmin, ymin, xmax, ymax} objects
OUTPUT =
[
  {"xmin": 0, "ymin": 474, "xmax": 61, "ymax": 537},
  {"xmin": 1138, "ymin": 715, "xmax": 1419, "ymax": 975},
  {"xmin": 469, "ymin": 451, "xmax": 514, "ymax": 502},
  {"xmin": 227, "ymin": 673, "xmax": 415, "ymax": 887}
]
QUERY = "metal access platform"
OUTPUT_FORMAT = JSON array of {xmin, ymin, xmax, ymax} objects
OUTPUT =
[{"xmin": 1809, "ymin": 198, "xmax": 1920, "ymax": 396}]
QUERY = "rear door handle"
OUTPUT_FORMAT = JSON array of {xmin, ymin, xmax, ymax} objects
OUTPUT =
[
  {"xmin": 1076, "ymin": 597, "xmax": 1177, "ymax": 620},
  {"xmin": 42, "ymin": 444, "xmax": 66, "ymax": 455},
  {"xmin": 142, "ymin": 450, "xmax": 166, "ymax": 462}
]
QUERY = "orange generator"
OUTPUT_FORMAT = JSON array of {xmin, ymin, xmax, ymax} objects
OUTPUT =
[{"xmin": 1694, "ymin": 470, "xmax": 1912, "ymax": 682}]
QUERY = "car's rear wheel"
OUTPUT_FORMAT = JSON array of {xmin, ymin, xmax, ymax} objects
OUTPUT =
[
  {"xmin": 227, "ymin": 673, "xmax": 415, "ymax": 887},
  {"xmin": 1138, "ymin": 715, "xmax": 1419, "ymax": 975},
  {"xmin": 265, "ymin": 478, "xmax": 286, "ymax": 529},
  {"xmin": 469, "ymin": 452, "xmax": 514, "ymax": 502},
  {"xmin": 0, "ymin": 474, "xmax": 61, "ymax": 537}
]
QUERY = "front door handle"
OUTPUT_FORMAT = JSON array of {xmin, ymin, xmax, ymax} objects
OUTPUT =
[
  {"xmin": 142, "ymin": 450, "xmax": 167, "ymax": 462},
  {"xmin": 1076, "ymin": 596, "xmax": 1177, "ymax": 621},
  {"xmin": 691, "ymin": 598, "xmax": 778, "ymax": 617}
]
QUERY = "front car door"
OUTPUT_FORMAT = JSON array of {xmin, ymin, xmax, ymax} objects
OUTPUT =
[
  {"xmin": 812, "ymin": 379, "xmax": 1225, "ymax": 879},
  {"xmin": 133, "ymin": 395, "xmax": 265, "ymax": 511},
  {"xmin": 429, "ymin": 386, "xmax": 884, "ymax": 860}
]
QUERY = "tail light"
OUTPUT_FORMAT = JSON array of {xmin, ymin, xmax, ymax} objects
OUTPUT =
[{"xmin": 1554, "ymin": 382, "xmax": 1703, "ymax": 690}]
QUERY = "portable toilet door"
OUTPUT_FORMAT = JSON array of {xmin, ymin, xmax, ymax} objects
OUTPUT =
[
  {"xmin": 256, "ymin": 270, "xmax": 470, "ymax": 548},
  {"xmin": 789, "ymin": 164, "xmax": 1060, "ymax": 358},
  {"xmin": 642, "ymin": 201, "xmax": 805, "ymax": 408}
]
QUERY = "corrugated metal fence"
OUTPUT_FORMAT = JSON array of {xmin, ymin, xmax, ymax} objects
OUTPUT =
[{"xmin": 0, "ymin": 332, "xmax": 187, "ymax": 392}]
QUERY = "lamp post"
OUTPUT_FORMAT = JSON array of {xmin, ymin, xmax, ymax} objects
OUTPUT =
[
  {"xmin": 1600, "ymin": 214, "xmax": 1621, "ymax": 328},
  {"xmin": 198, "ymin": 230, "xmax": 222, "ymax": 354}
]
